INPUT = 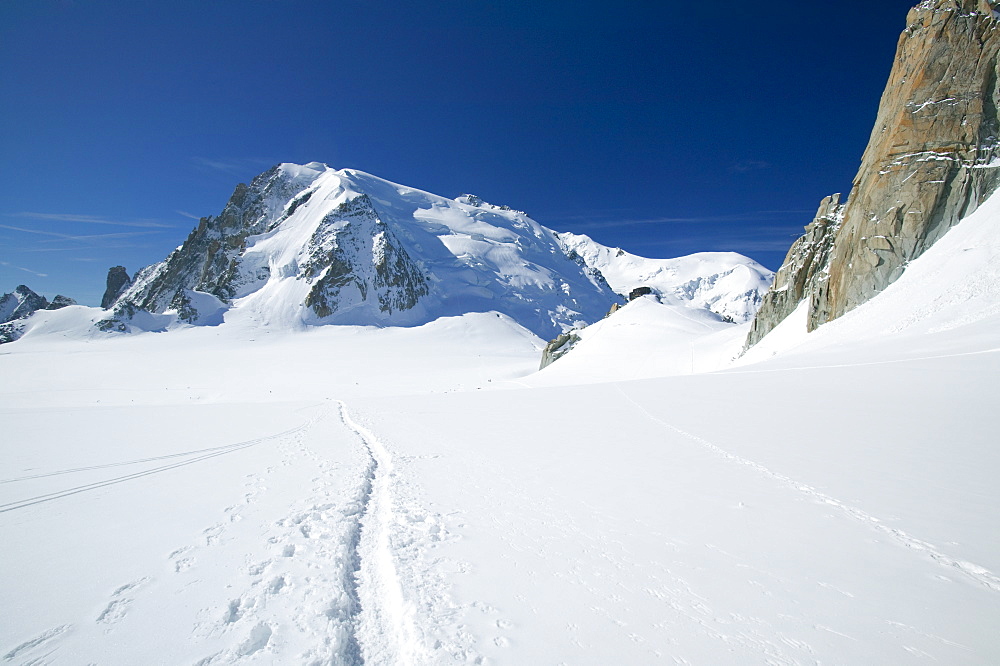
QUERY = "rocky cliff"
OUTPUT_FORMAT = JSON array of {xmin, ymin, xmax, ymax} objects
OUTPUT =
[
  {"xmin": 101, "ymin": 266, "xmax": 131, "ymax": 309},
  {"xmin": 745, "ymin": 195, "xmax": 845, "ymax": 346},
  {"xmin": 747, "ymin": 0, "xmax": 1000, "ymax": 347}
]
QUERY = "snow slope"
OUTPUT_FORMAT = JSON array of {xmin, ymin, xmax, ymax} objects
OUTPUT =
[
  {"xmin": 531, "ymin": 295, "xmax": 748, "ymax": 384},
  {"xmin": 555, "ymin": 231, "xmax": 774, "ymax": 323},
  {"xmin": 2, "ymin": 191, "xmax": 1000, "ymax": 664}
]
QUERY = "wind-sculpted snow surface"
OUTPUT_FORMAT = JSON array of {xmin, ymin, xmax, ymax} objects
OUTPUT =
[{"xmin": 103, "ymin": 163, "xmax": 620, "ymax": 339}]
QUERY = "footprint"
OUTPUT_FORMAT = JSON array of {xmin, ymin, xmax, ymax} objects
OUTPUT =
[
  {"xmin": 247, "ymin": 560, "xmax": 271, "ymax": 576},
  {"xmin": 97, "ymin": 578, "xmax": 150, "ymax": 630},
  {"xmin": 169, "ymin": 546, "xmax": 196, "ymax": 573},
  {"xmin": 236, "ymin": 623, "xmax": 272, "ymax": 657},
  {"xmin": 174, "ymin": 557, "xmax": 195, "ymax": 573},
  {"xmin": 223, "ymin": 598, "xmax": 243, "ymax": 624},
  {"xmin": 203, "ymin": 523, "xmax": 225, "ymax": 546}
]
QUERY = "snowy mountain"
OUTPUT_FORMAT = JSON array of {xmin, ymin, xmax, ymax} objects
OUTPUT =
[
  {"xmin": 0, "ymin": 285, "xmax": 48, "ymax": 323},
  {"xmin": 5, "ymin": 2, "xmax": 1000, "ymax": 662},
  {"xmin": 555, "ymin": 231, "xmax": 773, "ymax": 324},
  {"xmin": 0, "ymin": 285, "xmax": 76, "ymax": 343},
  {"xmin": 102, "ymin": 163, "xmax": 620, "ymax": 340}
]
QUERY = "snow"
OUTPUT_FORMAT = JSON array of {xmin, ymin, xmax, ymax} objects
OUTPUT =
[
  {"xmin": 555, "ymin": 230, "xmax": 774, "ymax": 323},
  {"xmin": 3, "ymin": 190, "xmax": 1000, "ymax": 663},
  {"xmin": 136, "ymin": 165, "xmax": 620, "ymax": 339},
  {"xmin": 104, "ymin": 164, "xmax": 775, "ymax": 343}
]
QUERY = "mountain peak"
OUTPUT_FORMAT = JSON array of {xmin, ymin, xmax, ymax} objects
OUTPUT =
[{"xmin": 100, "ymin": 164, "xmax": 620, "ymax": 338}]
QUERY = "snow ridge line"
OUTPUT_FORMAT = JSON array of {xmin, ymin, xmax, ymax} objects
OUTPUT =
[
  {"xmin": 613, "ymin": 384, "xmax": 1000, "ymax": 594},
  {"xmin": 338, "ymin": 400, "xmax": 421, "ymax": 666}
]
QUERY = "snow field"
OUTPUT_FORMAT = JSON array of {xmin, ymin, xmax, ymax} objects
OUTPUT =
[
  {"xmin": 3, "ymin": 190, "xmax": 1000, "ymax": 663},
  {"xmin": 353, "ymin": 364, "xmax": 1000, "ymax": 663}
]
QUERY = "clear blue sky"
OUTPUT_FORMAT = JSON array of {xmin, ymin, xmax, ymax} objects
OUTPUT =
[{"xmin": 1, "ymin": 0, "xmax": 918, "ymax": 305}]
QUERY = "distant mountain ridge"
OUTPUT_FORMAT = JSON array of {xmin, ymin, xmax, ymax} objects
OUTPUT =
[
  {"xmin": 555, "ymin": 231, "xmax": 773, "ymax": 324},
  {"xmin": 96, "ymin": 163, "xmax": 771, "ymax": 340},
  {"xmin": 0, "ymin": 285, "xmax": 76, "ymax": 343}
]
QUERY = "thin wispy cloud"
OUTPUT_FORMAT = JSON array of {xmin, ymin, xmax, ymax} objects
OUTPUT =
[
  {"xmin": 0, "ymin": 261, "xmax": 48, "ymax": 278},
  {"xmin": 0, "ymin": 223, "xmax": 74, "ymax": 238},
  {"xmin": 0, "ymin": 223, "xmax": 163, "ymax": 242},
  {"xmin": 10, "ymin": 212, "xmax": 174, "ymax": 229},
  {"xmin": 564, "ymin": 209, "xmax": 813, "ymax": 231},
  {"xmin": 176, "ymin": 210, "xmax": 204, "ymax": 220},
  {"xmin": 640, "ymin": 225, "xmax": 806, "ymax": 253},
  {"xmin": 192, "ymin": 157, "xmax": 272, "ymax": 177},
  {"xmin": 40, "ymin": 231, "xmax": 163, "ymax": 242}
]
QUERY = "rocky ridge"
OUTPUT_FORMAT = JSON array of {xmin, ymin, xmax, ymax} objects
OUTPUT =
[{"xmin": 747, "ymin": 0, "xmax": 1000, "ymax": 347}]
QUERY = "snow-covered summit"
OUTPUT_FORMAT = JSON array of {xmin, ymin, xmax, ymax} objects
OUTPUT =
[
  {"xmin": 105, "ymin": 163, "xmax": 621, "ymax": 339},
  {"xmin": 554, "ymin": 231, "xmax": 774, "ymax": 323}
]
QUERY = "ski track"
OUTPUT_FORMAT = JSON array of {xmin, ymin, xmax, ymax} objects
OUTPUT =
[
  {"xmin": 0, "ymin": 398, "xmax": 457, "ymax": 665},
  {"xmin": 0, "ymin": 424, "xmax": 313, "ymax": 514},
  {"xmin": 613, "ymin": 384, "xmax": 1000, "ymax": 594},
  {"xmin": 178, "ymin": 400, "xmax": 439, "ymax": 665},
  {"xmin": 338, "ymin": 400, "xmax": 423, "ymax": 666}
]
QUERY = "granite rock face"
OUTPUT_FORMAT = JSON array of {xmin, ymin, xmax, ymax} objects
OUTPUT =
[
  {"xmin": 301, "ymin": 194, "xmax": 428, "ymax": 319},
  {"xmin": 101, "ymin": 266, "xmax": 131, "ymax": 309},
  {"xmin": 745, "ymin": 195, "xmax": 845, "ymax": 347},
  {"xmin": 539, "ymin": 331, "xmax": 582, "ymax": 370},
  {"xmin": 747, "ymin": 0, "xmax": 1000, "ymax": 346}
]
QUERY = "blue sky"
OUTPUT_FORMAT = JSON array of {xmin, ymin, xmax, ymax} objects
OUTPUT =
[{"xmin": 1, "ymin": 0, "xmax": 917, "ymax": 305}]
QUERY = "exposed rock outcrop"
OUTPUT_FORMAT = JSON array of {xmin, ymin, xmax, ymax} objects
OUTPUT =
[
  {"xmin": 301, "ymin": 194, "xmax": 428, "ymax": 319},
  {"xmin": 628, "ymin": 286, "xmax": 653, "ymax": 301},
  {"xmin": 539, "ymin": 331, "xmax": 582, "ymax": 369},
  {"xmin": 745, "ymin": 195, "xmax": 845, "ymax": 347},
  {"xmin": 45, "ymin": 295, "xmax": 77, "ymax": 310},
  {"xmin": 747, "ymin": 0, "xmax": 1000, "ymax": 347},
  {"xmin": 114, "ymin": 165, "xmax": 308, "ymax": 316},
  {"xmin": 101, "ymin": 266, "xmax": 131, "ymax": 309}
]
